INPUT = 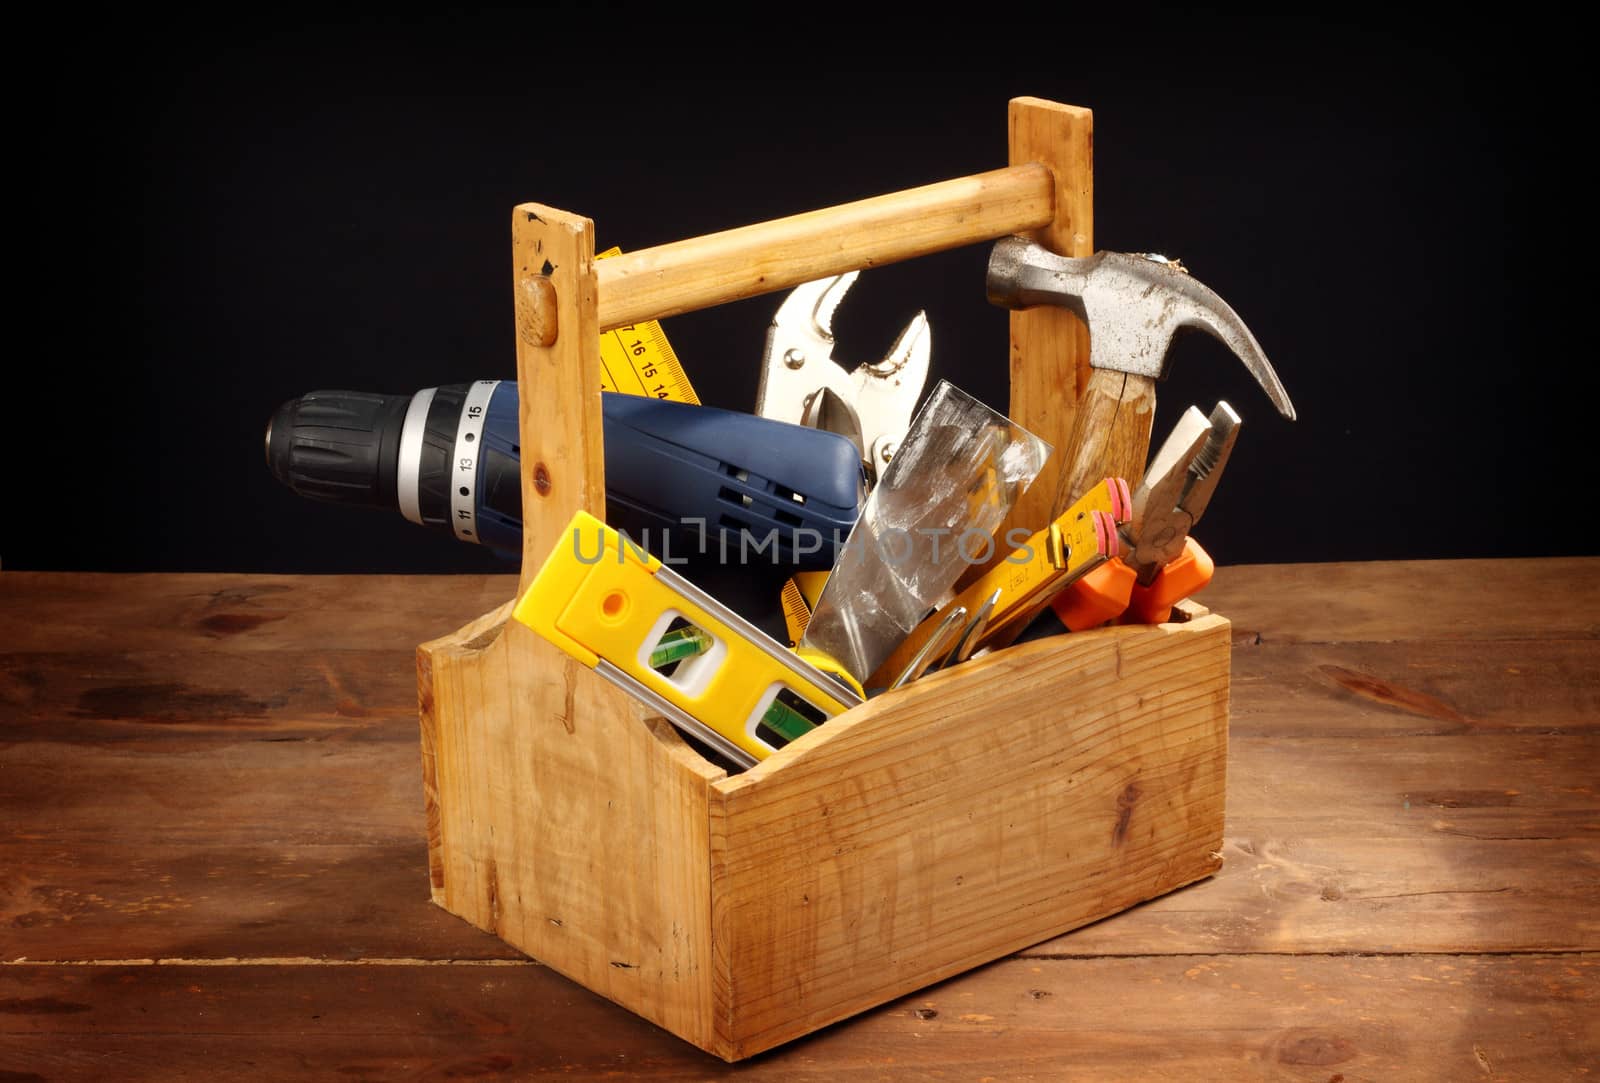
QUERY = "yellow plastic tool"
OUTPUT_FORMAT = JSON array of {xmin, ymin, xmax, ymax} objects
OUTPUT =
[
  {"xmin": 866, "ymin": 477, "xmax": 1131, "ymax": 688},
  {"xmin": 779, "ymin": 570, "xmax": 830, "ymax": 647},
  {"xmin": 514, "ymin": 510, "xmax": 863, "ymax": 767}
]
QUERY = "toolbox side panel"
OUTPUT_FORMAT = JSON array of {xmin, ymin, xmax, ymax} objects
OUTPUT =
[
  {"xmin": 415, "ymin": 199, "xmax": 722, "ymax": 1052},
  {"xmin": 419, "ymin": 612, "xmax": 726, "ymax": 1053},
  {"xmin": 709, "ymin": 614, "xmax": 1230, "ymax": 1058}
]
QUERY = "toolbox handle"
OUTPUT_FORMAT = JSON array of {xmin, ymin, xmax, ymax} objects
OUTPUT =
[
  {"xmin": 592, "ymin": 163, "xmax": 1055, "ymax": 330},
  {"xmin": 510, "ymin": 98, "xmax": 1090, "ymax": 592}
]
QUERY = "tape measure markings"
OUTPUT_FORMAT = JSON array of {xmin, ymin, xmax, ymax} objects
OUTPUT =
[
  {"xmin": 599, "ymin": 322, "xmax": 699, "ymax": 403},
  {"xmin": 596, "ymin": 247, "xmax": 699, "ymax": 405},
  {"xmin": 596, "ymin": 347, "xmax": 628, "ymax": 402},
  {"xmin": 780, "ymin": 579, "xmax": 811, "ymax": 647}
]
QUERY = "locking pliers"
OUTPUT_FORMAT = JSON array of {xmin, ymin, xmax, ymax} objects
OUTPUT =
[{"xmin": 753, "ymin": 272, "xmax": 930, "ymax": 487}]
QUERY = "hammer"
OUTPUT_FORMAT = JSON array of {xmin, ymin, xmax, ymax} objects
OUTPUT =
[{"xmin": 986, "ymin": 237, "xmax": 1295, "ymax": 519}]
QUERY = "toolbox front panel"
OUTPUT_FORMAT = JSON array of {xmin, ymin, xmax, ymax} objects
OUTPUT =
[{"xmin": 707, "ymin": 614, "xmax": 1230, "ymax": 1057}]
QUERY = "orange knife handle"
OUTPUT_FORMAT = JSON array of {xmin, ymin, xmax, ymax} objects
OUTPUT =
[
  {"xmin": 1050, "ymin": 557, "xmax": 1136, "ymax": 631},
  {"xmin": 1123, "ymin": 537, "xmax": 1215, "ymax": 624}
]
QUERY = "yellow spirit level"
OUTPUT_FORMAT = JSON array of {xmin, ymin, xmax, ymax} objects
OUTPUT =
[{"xmin": 514, "ymin": 510, "xmax": 863, "ymax": 768}]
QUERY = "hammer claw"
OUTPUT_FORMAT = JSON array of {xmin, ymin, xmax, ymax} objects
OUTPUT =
[
  {"xmin": 986, "ymin": 238, "xmax": 1296, "ymax": 421},
  {"xmin": 1165, "ymin": 276, "xmax": 1296, "ymax": 423}
]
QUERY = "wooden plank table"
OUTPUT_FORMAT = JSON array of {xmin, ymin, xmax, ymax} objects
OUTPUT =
[{"xmin": 2, "ymin": 560, "xmax": 1596, "ymax": 1080}]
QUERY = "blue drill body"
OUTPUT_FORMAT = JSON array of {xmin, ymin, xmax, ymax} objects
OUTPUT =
[{"xmin": 268, "ymin": 381, "xmax": 865, "ymax": 571}]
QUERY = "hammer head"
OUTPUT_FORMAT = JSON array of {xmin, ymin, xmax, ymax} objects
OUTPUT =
[{"xmin": 986, "ymin": 237, "xmax": 1296, "ymax": 421}]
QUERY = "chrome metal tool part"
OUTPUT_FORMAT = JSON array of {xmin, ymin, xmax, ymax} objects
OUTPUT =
[
  {"xmin": 1125, "ymin": 401, "xmax": 1240, "ymax": 585},
  {"xmin": 986, "ymin": 236, "xmax": 1292, "ymax": 517},
  {"xmin": 755, "ymin": 272, "xmax": 931, "ymax": 486},
  {"xmin": 888, "ymin": 605, "xmax": 968, "ymax": 691},
  {"xmin": 941, "ymin": 589, "xmax": 1000, "ymax": 670},
  {"xmin": 1047, "ymin": 400, "xmax": 1243, "ymax": 633}
]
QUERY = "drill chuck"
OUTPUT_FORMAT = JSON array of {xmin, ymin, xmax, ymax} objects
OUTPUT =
[
  {"xmin": 265, "ymin": 389, "xmax": 409, "ymax": 508},
  {"xmin": 267, "ymin": 380, "xmax": 523, "ymax": 553}
]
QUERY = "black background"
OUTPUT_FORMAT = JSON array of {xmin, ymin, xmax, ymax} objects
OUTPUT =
[{"xmin": 12, "ymin": 15, "xmax": 1569, "ymax": 574}]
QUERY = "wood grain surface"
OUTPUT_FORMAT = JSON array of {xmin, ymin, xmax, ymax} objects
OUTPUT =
[
  {"xmin": 594, "ymin": 164, "xmax": 1055, "ymax": 331},
  {"xmin": 3, "ymin": 559, "xmax": 1597, "ymax": 1080},
  {"xmin": 957, "ymin": 98, "xmax": 1094, "ymax": 591},
  {"xmin": 708, "ymin": 612, "xmax": 1229, "ymax": 1057}
]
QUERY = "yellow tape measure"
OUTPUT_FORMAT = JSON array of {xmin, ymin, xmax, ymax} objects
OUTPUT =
[{"xmin": 596, "ymin": 248, "xmax": 699, "ymax": 404}]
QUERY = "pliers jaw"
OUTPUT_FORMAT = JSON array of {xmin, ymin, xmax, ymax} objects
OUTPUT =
[
  {"xmin": 1126, "ymin": 401, "xmax": 1241, "ymax": 581},
  {"xmin": 853, "ymin": 311, "xmax": 930, "ymax": 478},
  {"xmin": 755, "ymin": 272, "xmax": 931, "ymax": 488}
]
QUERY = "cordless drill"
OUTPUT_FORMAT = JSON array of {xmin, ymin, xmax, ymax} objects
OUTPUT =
[{"xmin": 266, "ymin": 381, "xmax": 864, "ymax": 634}]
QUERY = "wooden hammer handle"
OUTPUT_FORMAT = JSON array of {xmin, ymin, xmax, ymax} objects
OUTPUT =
[{"xmin": 1051, "ymin": 368, "xmax": 1156, "ymax": 519}]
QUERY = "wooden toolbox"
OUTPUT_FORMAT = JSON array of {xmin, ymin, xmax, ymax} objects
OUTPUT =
[{"xmin": 415, "ymin": 97, "xmax": 1230, "ymax": 1061}]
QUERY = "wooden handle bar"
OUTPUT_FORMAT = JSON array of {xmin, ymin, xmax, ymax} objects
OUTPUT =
[{"xmin": 594, "ymin": 163, "xmax": 1056, "ymax": 330}]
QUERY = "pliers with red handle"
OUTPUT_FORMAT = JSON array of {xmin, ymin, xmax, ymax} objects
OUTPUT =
[{"xmin": 1051, "ymin": 400, "xmax": 1240, "ymax": 630}]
